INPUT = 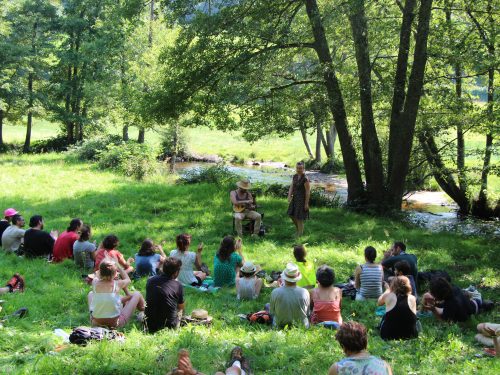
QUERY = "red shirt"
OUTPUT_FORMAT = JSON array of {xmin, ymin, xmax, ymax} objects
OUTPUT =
[
  {"xmin": 94, "ymin": 248, "xmax": 130, "ymax": 271},
  {"xmin": 52, "ymin": 231, "xmax": 79, "ymax": 262}
]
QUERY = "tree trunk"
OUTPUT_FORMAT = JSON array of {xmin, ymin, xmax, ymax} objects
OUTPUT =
[
  {"xmin": 304, "ymin": 0, "xmax": 365, "ymax": 203},
  {"xmin": 455, "ymin": 62, "xmax": 466, "ymax": 192},
  {"xmin": 138, "ymin": 128, "xmax": 145, "ymax": 143},
  {"xmin": 0, "ymin": 108, "xmax": 4, "ymax": 149},
  {"xmin": 23, "ymin": 73, "xmax": 34, "ymax": 153},
  {"xmin": 348, "ymin": 0, "xmax": 385, "ymax": 202},
  {"xmin": 299, "ymin": 124, "xmax": 313, "ymax": 159},
  {"xmin": 418, "ymin": 131, "xmax": 470, "ymax": 213},
  {"xmin": 123, "ymin": 126, "xmax": 129, "ymax": 141},
  {"xmin": 65, "ymin": 65, "xmax": 73, "ymax": 144},
  {"xmin": 315, "ymin": 121, "xmax": 322, "ymax": 164},
  {"xmin": 326, "ymin": 124, "xmax": 337, "ymax": 158},
  {"xmin": 386, "ymin": 0, "xmax": 434, "ymax": 208},
  {"xmin": 170, "ymin": 123, "xmax": 179, "ymax": 173}
]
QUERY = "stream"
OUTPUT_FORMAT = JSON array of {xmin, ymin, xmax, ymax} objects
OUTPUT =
[{"xmin": 176, "ymin": 161, "xmax": 500, "ymax": 237}]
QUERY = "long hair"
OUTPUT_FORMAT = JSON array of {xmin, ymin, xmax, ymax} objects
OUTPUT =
[
  {"xmin": 176, "ymin": 233, "xmax": 192, "ymax": 252},
  {"xmin": 217, "ymin": 236, "xmax": 236, "ymax": 261},
  {"xmin": 138, "ymin": 239, "xmax": 155, "ymax": 256},
  {"xmin": 67, "ymin": 218, "xmax": 82, "ymax": 232},
  {"xmin": 390, "ymin": 276, "xmax": 411, "ymax": 296}
]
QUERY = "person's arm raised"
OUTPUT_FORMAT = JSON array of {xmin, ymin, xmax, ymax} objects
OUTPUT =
[{"xmin": 195, "ymin": 243, "xmax": 203, "ymax": 269}]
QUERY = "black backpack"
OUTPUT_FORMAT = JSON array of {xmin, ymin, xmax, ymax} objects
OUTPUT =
[{"xmin": 69, "ymin": 326, "xmax": 124, "ymax": 346}]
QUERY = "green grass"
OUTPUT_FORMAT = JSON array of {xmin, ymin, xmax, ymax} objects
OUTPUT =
[{"xmin": 0, "ymin": 153, "xmax": 499, "ymax": 374}]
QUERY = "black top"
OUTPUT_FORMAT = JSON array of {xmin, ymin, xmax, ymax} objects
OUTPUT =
[
  {"xmin": 145, "ymin": 275, "xmax": 184, "ymax": 333},
  {"xmin": 0, "ymin": 221, "xmax": 10, "ymax": 239},
  {"xmin": 440, "ymin": 286, "xmax": 474, "ymax": 322},
  {"xmin": 287, "ymin": 174, "xmax": 310, "ymax": 220},
  {"xmin": 382, "ymin": 253, "xmax": 418, "ymax": 283},
  {"xmin": 380, "ymin": 294, "xmax": 418, "ymax": 340},
  {"xmin": 24, "ymin": 228, "xmax": 55, "ymax": 258}
]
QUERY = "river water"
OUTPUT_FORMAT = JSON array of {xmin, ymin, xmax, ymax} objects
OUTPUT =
[{"xmin": 176, "ymin": 162, "xmax": 500, "ymax": 237}]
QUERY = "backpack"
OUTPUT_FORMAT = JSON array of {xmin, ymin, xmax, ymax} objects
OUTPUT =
[
  {"xmin": 246, "ymin": 310, "xmax": 272, "ymax": 324},
  {"xmin": 69, "ymin": 326, "xmax": 124, "ymax": 346}
]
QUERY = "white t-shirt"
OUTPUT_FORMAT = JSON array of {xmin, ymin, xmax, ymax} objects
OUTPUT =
[
  {"xmin": 1, "ymin": 226, "xmax": 25, "ymax": 253},
  {"xmin": 170, "ymin": 249, "xmax": 197, "ymax": 285}
]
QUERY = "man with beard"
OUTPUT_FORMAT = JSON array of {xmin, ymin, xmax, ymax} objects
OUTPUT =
[{"xmin": 24, "ymin": 215, "xmax": 58, "ymax": 259}]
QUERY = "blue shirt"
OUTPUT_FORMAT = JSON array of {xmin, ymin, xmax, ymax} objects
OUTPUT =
[{"xmin": 135, "ymin": 253, "xmax": 161, "ymax": 277}]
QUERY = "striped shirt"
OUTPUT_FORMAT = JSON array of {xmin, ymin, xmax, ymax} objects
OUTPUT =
[{"xmin": 359, "ymin": 264, "xmax": 383, "ymax": 299}]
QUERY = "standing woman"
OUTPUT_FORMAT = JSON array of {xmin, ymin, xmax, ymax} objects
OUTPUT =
[{"xmin": 287, "ymin": 162, "xmax": 311, "ymax": 237}]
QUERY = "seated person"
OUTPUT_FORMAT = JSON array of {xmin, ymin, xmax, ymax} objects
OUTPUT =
[
  {"xmin": 88, "ymin": 259, "xmax": 145, "ymax": 328},
  {"xmin": 378, "ymin": 276, "xmax": 418, "ymax": 341},
  {"xmin": 392, "ymin": 260, "xmax": 417, "ymax": 298},
  {"xmin": 24, "ymin": 215, "xmax": 58, "ymax": 259},
  {"xmin": 94, "ymin": 234, "xmax": 134, "ymax": 274},
  {"xmin": 354, "ymin": 246, "xmax": 384, "ymax": 301},
  {"xmin": 73, "ymin": 225, "xmax": 96, "ymax": 270},
  {"xmin": 422, "ymin": 277, "xmax": 475, "ymax": 322},
  {"xmin": 230, "ymin": 180, "xmax": 261, "ymax": 237},
  {"xmin": 0, "ymin": 273, "xmax": 25, "ymax": 294},
  {"xmin": 293, "ymin": 244, "xmax": 316, "ymax": 289},
  {"xmin": 170, "ymin": 233, "xmax": 206, "ymax": 286},
  {"xmin": 329, "ymin": 321, "xmax": 392, "ymax": 375},
  {"xmin": 310, "ymin": 265, "xmax": 342, "ymax": 325},
  {"xmin": 1, "ymin": 214, "xmax": 25, "ymax": 253},
  {"xmin": 475, "ymin": 323, "xmax": 500, "ymax": 357},
  {"xmin": 269, "ymin": 263, "xmax": 310, "ymax": 328},
  {"xmin": 145, "ymin": 257, "xmax": 185, "ymax": 333},
  {"xmin": 236, "ymin": 261, "xmax": 263, "ymax": 300},
  {"xmin": 213, "ymin": 236, "xmax": 244, "ymax": 287},
  {"xmin": 135, "ymin": 239, "xmax": 166, "ymax": 277},
  {"xmin": 382, "ymin": 241, "xmax": 418, "ymax": 285},
  {"xmin": 0, "ymin": 208, "xmax": 18, "ymax": 239},
  {"xmin": 52, "ymin": 218, "xmax": 82, "ymax": 262}
]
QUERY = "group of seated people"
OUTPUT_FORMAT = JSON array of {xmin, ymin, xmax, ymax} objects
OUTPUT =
[{"xmin": 2, "ymin": 207, "xmax": 498, "ymax": 373}]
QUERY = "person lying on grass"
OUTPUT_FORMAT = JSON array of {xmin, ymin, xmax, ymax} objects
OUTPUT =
[
  {"xmin": 476, "ymin": 323, "xmax": 500, "ymax": 357},
  {"xmin": 310, "ymin": 265, "xmax": 342, "ymax": 325},
  {"xmin": 0, "ymin": 273, "xmax": 25, "ymax": 294},
  {"xmin": 354, "ymin": 246, "xmax": 384, "ymax": 301},
  {"xmin": 170, "ymin": 233, "xmax": 207, "ymax": 286},
  {"xmin": 293, "ymin": 244, "xmax": 315, "ymax": 289},
  {"xmin": 88, "ymin": 259, "xmax": 145, "ymax": 329},
  {"xmin": 94, "ymin": 234, "xmax": 134, "ymax": 275},
  {"xmin": 52, "ymin": 218, "xmax": 82, "ymax": 262},
  {"xmin": 134, "ymin": 239, "xmax": 166, "ymax": 277},
  {"xmin": 213, "ymin": 236, "xmax": 244, "ymax": 288},
  {"xmin": 377, "ymin": 276, "xmax": 418, "ymax": 341},
  {"xmin": 145, "ymin": 257, "xmax": 185, "ymax": 333},
  {"xmin": 236, "ymin": 261, "xmax": 262, "ymax": 300},
  {"xmin": 329, "ymin": 321, "xmax": 393, "ymax": 375}
]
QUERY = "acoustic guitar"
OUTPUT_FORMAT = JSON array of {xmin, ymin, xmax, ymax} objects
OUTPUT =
[{"xmin": 233, "ymin": 202, "xmax": 256, "ymax": 213}]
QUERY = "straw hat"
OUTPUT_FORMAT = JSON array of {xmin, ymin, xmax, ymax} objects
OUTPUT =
[
  {"xmin": 236, "ymin": 180, "xmax": 251, "ymax": 190},
  {"xmin": 240, "ymin": 261, "xmax": 257, "ymax": 275},
  {"xmin": 281, "ymin": 263, "xmax": 302, "ymax": 283},
  {"xmin": 190, "ymin": 309, "xmax": 212, "ymax": 321}
]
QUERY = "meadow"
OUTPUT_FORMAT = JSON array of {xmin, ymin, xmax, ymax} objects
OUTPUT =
[{"xmin": 0, "ymin": 153, "xmax": 499, "ymax": 374}]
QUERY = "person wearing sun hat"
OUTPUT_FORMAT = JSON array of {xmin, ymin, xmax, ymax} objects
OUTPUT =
[
  {"xmin": 269, "ymin": 262, "xmax": 310, "ymax": 328},
  {"xmin": 236, "ymin": 261, "xmax": 263, "ymax": 300},
  {"xmin": 0, "ymin": 208, "xmax": 18, "ymax": 239},
  {"xmin": 230, "ymin": 179, "xmax": 261, "ymax": 237}
]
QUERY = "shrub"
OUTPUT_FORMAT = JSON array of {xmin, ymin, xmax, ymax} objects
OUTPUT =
[
  {"xmin": 158, "ymin": 125, "xmax": 188, "ymax": 160},
  {"xmin": 30, "ymin": 135, "xmax": 69, "ymax": 153},
  {"xmin": 179, "ymin": 164, "xmax": 240, "ymax": 186},
  {"xmin": 69, "ymin": 135, "xmax": 123, "ymax": 161},
  {"xmin": 97, "ymin": 142, "xmax": 157, "ymax": 180}
]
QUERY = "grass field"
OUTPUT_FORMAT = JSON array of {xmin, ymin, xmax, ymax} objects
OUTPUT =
[{"xmin": 0, "ymin": 153, "xmax": 499, "ymax": 374}]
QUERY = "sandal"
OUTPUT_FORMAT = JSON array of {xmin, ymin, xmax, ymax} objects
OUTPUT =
[{"xmin": 228, "ymin": 346, "xmax": 252, "ymax": 374}]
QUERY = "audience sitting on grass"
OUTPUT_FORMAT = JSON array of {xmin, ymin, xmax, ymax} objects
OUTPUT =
[
  {"xmin": 329, "ymin": 321, "xmax": 393, "ymax": 375},
  {"xmin": 393, "ymin": 260, "xmax": 417, "ymax": 298},
  {"xmin": 94, "ymin": 234, "xmax": 134, "ymax": 275},
  {"xmin": 382, "ymin": 242, "xmax": 418, "ymax": 285},
  {"xmin": 145, "ymin": 257, "xmax": 185, "ymax": 333},
  {"xmin": 422, "ymin": 277, "xmax": 477, "ymax": 322},
  {"xmin": 0, "ymin": 273, "xmax": 25, "ymax": 294},
  {"xmin": 52, "ymin": 218, "xmax": 82, "ymax": 262},
  {"xmin": 0, "ymin": 208, "xmax": 18, "ymax": 239},
  {"xmin": 354, "ymin": 246, "xmax": 384, "ymax": 301},
  {"xmin": 378, "ymin": 276, "xmax": 418, "ymax": 341},
  {"xmin": 73, "ymin": 225, "xmax": 96, "ymax": 270},
  {"xmin": 170, "ymin": 233, "xmax": 207, "ymax": 286},
  {"xmin": 293, "ymin": 244, "xmax": 315, "ymax": 289},
  {"xmin": 167, "ymin": 347, "xmax": 251, "ymax": 375},
  {"xmin": 88, "ymin": 259, "xmax": 145, "ymax": 329},
  {"xmin": 236, "ymin": 261, "xmax": 262, "ymax": 300},
  {"xmin": 213, "ymin": 236, "xmax": 244, "ymax": 287},
  {"xmin": 475, "ymin": 323, "xmax": 500, "ymax": 357},
  {"xmin": 310, "ymin": 265, "xmax": 342, "ymax": 325},
  {"xmin": 269, "ymin": 262, "xmax": 310, "ymax": 328},
  {"xmin": 24, "ymin": 215, "xmax": 58, "ymax": 259},
  {"xmin": 2, "ymin": 214, "xmax": 25, "ymax": 254},
  {"xmin": 134, "ymin": 239, "xmax": 166, "ymax": 277}
]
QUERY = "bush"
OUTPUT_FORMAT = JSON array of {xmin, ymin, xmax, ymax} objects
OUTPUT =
[
  {"xmin": 179, "ymin": 164, "xmax": 240, "ymax": 186},
  {"xmin": 158, "ymin": 125, "xmax": 188, "ymax": 160},
  {"xmin": 97, "ymin": 142, "xmax": 157, "ymax": 180},
  {"xmin": 69, "ymin": 135, "xmax": 123, "ymax": 161},
  {"xmin": 30, "ymin": 135, "xmax": 69, "ymax": 153}
]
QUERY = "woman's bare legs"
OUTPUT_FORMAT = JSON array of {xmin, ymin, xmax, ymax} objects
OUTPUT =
[
  {"xmin": 194, "ymin": 271, "xmax": 207, "ymax": 281},
  {"xmin": 254, "ymin": 278, "xmax": 263, "ymax": 298},
  {"xmin": 117, "ymin": 291, "xmax": 145, "ymax": 327},
  {"xmin": 296, "ymin": 220, "xmax": 304, "ymax": 237}
]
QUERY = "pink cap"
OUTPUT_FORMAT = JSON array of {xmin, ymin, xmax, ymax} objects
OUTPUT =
[{"xmin": 4, "ymin": 208, "xmax": 18, "ymax": 217}]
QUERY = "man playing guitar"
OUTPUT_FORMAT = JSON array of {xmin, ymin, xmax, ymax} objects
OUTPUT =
[{"xmin": 230, "ymin": 180, "xmax": 262, "ymax": 237}]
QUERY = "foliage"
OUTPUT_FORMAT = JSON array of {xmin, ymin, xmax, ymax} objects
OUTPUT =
[
  {"xmin": 0, "ymin": 153, "xmax": 499, "ymax": 374},
  {"xmin": 159, "ymin": 124, "xmax": 189, "ymax": 159},
  {"xmin": 69, "ymin": 134, "xmax": 123, "ymax": 161},
  {"xmin": 30, "ymin": 135, "xmax": 69, "ymax": 154},
  {"xmin": 96, "ymin": 142, "xmax": 157, "ymax": 180},
  {"xmin": 178, "ymin": 164, "xmax": 240, "ymax": 186}
]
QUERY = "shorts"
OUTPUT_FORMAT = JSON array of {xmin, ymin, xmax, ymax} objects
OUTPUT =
[{"xmin": 190, "ymin": 276, "xmax": 203, "ymax": 287}]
